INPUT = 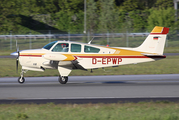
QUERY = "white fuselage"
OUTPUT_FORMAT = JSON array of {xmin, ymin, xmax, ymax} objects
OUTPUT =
[{"xmin": 18, "ymin": 41, "xmax": 164, "ymax": 72}]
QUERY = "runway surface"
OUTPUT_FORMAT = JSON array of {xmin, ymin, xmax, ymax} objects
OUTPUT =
[{"xmin": 0, "ymin": 74, "xmax": 179, "ymax": 104}]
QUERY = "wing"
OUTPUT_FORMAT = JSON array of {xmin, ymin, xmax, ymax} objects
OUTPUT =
[{"xmin": 43, "ymin": 53, "xmax": 87, "ymax": 70}]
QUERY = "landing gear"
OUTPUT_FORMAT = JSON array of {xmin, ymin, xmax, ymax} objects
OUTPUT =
[
  {"xmin": 18, "ymin": 77, "xmax": 25, "ymax": 84},
  {"xmin": 58, "ymin": 76, "xmax": 68, "ymax": 84},
  {"xmin": 18, "ymin": 69, "xmax": 28, "ymax": 84}
]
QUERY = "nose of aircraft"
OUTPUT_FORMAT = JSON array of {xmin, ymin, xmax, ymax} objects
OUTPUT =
[{"xmin": 10, "ymin": 52, "xmax": 19, "ymax": 57}]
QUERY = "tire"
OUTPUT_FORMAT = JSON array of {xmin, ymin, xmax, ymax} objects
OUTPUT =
[
  {"xmin": 18, "ymin": 77, "xmax": 25, "ymax": 84},
  {"xmin": 58, "ymin": 76, "xmax": 68, "ymax": 84}
]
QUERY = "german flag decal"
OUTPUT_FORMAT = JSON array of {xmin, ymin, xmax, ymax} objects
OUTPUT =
[{"xmin": 153, "ymin": 37, "xmax": 159, "ymax": 40}]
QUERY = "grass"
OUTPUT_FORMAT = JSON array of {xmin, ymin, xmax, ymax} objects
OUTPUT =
[
  {"xmin": 164, "ymin": 47, "xmax": 179, "ymax": 53},
  {"xmin": 0, "ymin": 56, "xmax": 179, "ymax": 77},
  {"xmin": 0, "ymin": 102, "xmax": 179, "ymax": 120}
]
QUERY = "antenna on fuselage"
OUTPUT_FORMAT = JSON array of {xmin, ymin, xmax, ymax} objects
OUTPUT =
[{"xmin": 88, "ymin": 37, "xmax": 95, "ymax": 44}]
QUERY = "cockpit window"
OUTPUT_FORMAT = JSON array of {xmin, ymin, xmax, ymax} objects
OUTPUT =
[
  {"xmin": 52, "ymin": 43, "xmax": 69, "ymax": 52},
  {"xmin": 84, "ymin": 45, "xmax": 100, "ymax": 53},
  {"xmin": 71, "ymin": 44, "xmax": 81, "ymax": 52},
  {"xmin": 43, "ymin": 41, "xmax": 57, "ymax": 50}
]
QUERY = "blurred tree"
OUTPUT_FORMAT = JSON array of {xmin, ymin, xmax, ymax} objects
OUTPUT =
[
  {"xmin": 154, "ymin": 0, "xmax": 173, "ymax": 8},
  {"xmin": 44, "ymin": 0, "xmax": 60, "ymax": 13},
  {"xmin": 53, "ymin": 11, "xmax": 71, "ymax": 31},
  {"xmin": 129, "ymin": 10, "xmax": 149, "ymax": 32},
  {"xmin": 98, "ymin": 0, "xmax": 119, "ymax": 32},
  {"xmin": 0, "ymin": 0, "xmax": 177, "ymax": 34},
  {"xmin": 118, "ymin": 0, "xmax": 152, "ymax": 32},
  {"xmin": 120, "ymin": 0, "xmax": 139, "ymax": 11},
  {"xmin": 116, "ymin": 0, "xmax": 156, "ymax": 9},
  {"xmin": 0, "ymin": 0, "xmax": 21, "ymax": 32},
  {"xmin": 86, "ymin": 0, "xmax": 98, "ymax": 33},
  {"xmin": 53, "ymin": 0, "xmax": 84, "ymax": 32},
  {"xmin": 147, "ymin": 7, "xmax": 176, "ymax": 31},
  {"xmin": 58, "ymin": 0, "xmax": 83, "ymax": 13}
]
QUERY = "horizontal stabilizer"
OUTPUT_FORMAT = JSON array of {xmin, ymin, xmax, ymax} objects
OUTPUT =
[{"xmin": 141, "ymin": 53, "xmax": 166, "ymax": 58}]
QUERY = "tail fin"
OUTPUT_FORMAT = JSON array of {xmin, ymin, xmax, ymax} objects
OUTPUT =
[{"xmin": 135, "ymin": 26, "xmax": 169, "ymax": 55}]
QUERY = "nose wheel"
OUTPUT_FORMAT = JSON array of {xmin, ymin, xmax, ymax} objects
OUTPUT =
[
  {"xmin": 18, "ymin": 69, "xmax": 28, "ymax": 84},
  {"xmin": 58, "ymin": 76, "xmax": 68, "ymax": 84},
  {"xmin": 18, "ymin": 77, "xmax": 25, "ymax": 84}
]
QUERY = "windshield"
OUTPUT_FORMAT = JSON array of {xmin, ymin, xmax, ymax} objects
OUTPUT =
[{"xmin": 43, "ymin": 41, "xmax": 57, "ymax": 50}]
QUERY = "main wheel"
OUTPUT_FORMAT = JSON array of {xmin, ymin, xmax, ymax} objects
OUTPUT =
[
  {"xmin": 58, "ymin": 76, "xmax": 68, "ymax": 84},
  {"xmin": 18, "ymin": 77, "xmax": 25, "ymax": 84}
]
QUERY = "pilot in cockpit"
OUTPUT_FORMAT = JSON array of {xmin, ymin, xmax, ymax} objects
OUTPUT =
[{"xmin": 61, "ymin": 43, "xmax": 69, "ymax": 52}]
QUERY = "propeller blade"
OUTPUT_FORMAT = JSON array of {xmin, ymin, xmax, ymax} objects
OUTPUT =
[
  {"xmin": 16, "ymin": 58, "xmax": 18, "ymax": 73},
  {"xmin": 16, "ymin": 40, "xmax": 19, "ymax": 53},
  {"xmin": 16, "ymin": 40, "xmax": 20, "ymax": 73}
]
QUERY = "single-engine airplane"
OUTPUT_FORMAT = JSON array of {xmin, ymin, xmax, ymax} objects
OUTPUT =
[{"xmin": 11, "ymin": 26, "xmax": 169, "ymax": 84}]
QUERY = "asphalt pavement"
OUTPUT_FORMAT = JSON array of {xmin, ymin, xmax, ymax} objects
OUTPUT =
[{"xmin": 0, "ymin": 74, "xmax": 179, "ymax": 104}]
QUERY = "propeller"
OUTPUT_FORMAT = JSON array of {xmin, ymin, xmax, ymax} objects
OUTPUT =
[{"xmin": 16, "ymin": 40, "xmax": 20, "ymax": 73}]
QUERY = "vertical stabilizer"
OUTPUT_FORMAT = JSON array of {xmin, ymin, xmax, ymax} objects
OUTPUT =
[{"xmin": 135, "ymin": 26, "xmax": 169, "ymax": 55}]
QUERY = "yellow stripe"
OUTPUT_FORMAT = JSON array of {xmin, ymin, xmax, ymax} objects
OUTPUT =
[
  {"xmin": 151, "ymin": 26, "xmax": 163, "ymax": 33},
  {"xmin": 116, "ymin": 49, "xmax": 142, "ymax": 55},
  {"xmin": 114, "ymin": 50, "xmax": 120, "ymax": 54},
  {"xmin": 63, "ymin": 54, "xmax": 75, "ymax": 61}
]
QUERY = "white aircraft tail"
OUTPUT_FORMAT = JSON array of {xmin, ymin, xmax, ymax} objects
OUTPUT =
[{"xmin": 134, "ymin": 26, "xmax": 169, "ymax": 55}]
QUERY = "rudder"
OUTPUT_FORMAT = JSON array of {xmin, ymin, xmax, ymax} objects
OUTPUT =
[{"xmin": 135, "ymin": 26, "xmax": 169, "ymax": 55}]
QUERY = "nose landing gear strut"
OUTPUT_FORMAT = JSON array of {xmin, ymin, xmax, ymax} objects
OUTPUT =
[{"xmin": 18, "ymin": 69, "xmax": 28, "ymax": 84}]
